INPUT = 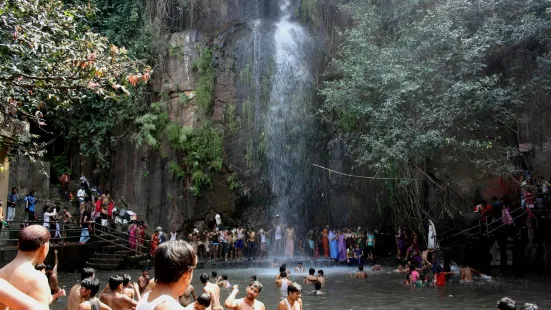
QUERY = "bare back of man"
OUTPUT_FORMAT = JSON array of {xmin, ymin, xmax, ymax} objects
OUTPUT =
[
  {"xmin": 179, "ymin": 284, "xmax": 196, "ymax": 307},
  {"xmin": 303, "ymin": 275, "xmax": 318, "ymax": 284},
  {"xmin": 204, "ymin": 282, "xmax": 222, "ymax": 310},
  {"xmin": 354, "ymin": 271, "xmax": 368, "ymax": 279},
  {"xmin": 0, "ymin": 260, "xmax": 52, "ymax": 309},
  {"xmin": 100, "ymin": 291, "xmax": 137, "ymax": 310},
  {"xmin": 68, "ymin": 283, "xmax": 83, "ymax": 310}
]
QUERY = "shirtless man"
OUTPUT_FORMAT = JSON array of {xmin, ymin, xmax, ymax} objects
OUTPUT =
[
  {"xmin": 121, "ymin": 274, "xmax": 141, "ymax": 301},
  {"xmin": 460, "ymin": 265, "xmax": 484, "ymax": 282},
  {"xmin": 304, "ymin": 268, "xmax": 318, "ymax": 284},
  {"xmin": 353, "ymin": 265, "xmax": 368, "ymax": 279},
  {"xmin": 138, "ymin": 268, "xmax": 150, "ymax": 295},
  {"xmin": 294, "ymin": 263, "xmax": 304, "ymax": 273},
  {"xmin": 224, "ymin": 283, "xmax": 266, "ymax": 310},
  {"xmin": 46, "ymin": 249, "xmax": 60, "ymax": 295},
  {"xmin": 316, "ymin": 270, "xmax": 326, "ymax": 285},
  {"xmin": 185, "ymin": 293, "xmax": 210, "ymax": 310},
  {"xmin": 0, "ymin": 225, "xmax": 65, "ymax": 309},
  {"xmin": 0, "ymin": 278, "xmax": 48, "ymax": 310},
  {"xmin": 200, "ymin": 273, "xmax": 222, "ymax": 310},
  {"xmin": 310, "ymin": 281, "xmax": 324, "ymax": 296},
  {"xmin": 277, "ymin": 283, "xmax": 302, "ymax": 310},
  {"xmin": 179, "ymin": 284, "xmax": 197, "ymax": 307},
  {"xmin": 99, "ymin": 275, "xmax": 137, "ymax": 310},
  {"xmin": 67, "ymin": 267, "xmax": 95, "ymax": 310},
  {"xmin": 78, "ymin": 277, "xmax": 111, "ymax": 310}
]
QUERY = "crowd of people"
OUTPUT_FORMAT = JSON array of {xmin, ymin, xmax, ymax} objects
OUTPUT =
[{"xmin": 0, "ymin": 224, "xmax": 542, "ymax": 310}]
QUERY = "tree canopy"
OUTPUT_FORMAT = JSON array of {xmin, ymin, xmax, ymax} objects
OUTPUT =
[
  {"xmin": 322, "ymin": 0, "xmax": 551, "ymax": 178},
  {"xmin": 0, "ymin": 0, "xmax": 149, "ymax": 159}
]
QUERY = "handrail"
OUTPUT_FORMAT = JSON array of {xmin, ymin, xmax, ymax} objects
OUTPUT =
[
  {"xmin": 94, "ymin": 234, "xmax": 150, "ymax": 254},
  {"xmin": 92, "ymin": 223, "xmax": 150, "ymax": 251}
]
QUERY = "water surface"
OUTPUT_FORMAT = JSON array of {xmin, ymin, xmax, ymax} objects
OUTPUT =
[{"xmin": 52, "ymin": 266, "xmax": 550, "ymax": 309}]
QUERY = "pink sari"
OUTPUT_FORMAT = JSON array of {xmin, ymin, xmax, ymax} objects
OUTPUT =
[{"xmin": 129, "ymin": 225, "xmax": 137, "ymax": 249}]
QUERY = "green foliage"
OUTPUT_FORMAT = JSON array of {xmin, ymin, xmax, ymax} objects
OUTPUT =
[
  {"xmin": 300, "ymin": 0, "xmax": 322, "ymax": 27},
  {"xmin": 225, "ymin": 103, "xmax": 239, "ymax": 134},
  {"xmin": 51, "ymin": 154, "xmax": 71, "ymax": 176},
  {"xmin": 179, "ymin": 93, "xmax": 190, "ymax": 105},
  {"xmin": 135, "ymin": 101, "xmax": 170, "ymax": 148},
  {"xmin": 322, "ymin": 0, "xmax": 551, "ymax": 178},
  {"xmin": 0, "ymin": 0, "xmax": 149, "ymax": 160},
  {"xmin": 194, "ymin": 48, "xmax": 216, "ymax": 115},
  {"xmin": 227, "ymin": 172, "xmax": 241, "ymax": 190},
  {"xmin": 135, "ymin": 99, "xmax": 224, "ymax": 196}
]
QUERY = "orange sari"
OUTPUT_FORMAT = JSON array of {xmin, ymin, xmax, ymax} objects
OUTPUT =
[
  {"xmin": 151, "ymin": 233, "xmax": 159, "ymax": 256},
  {"xmin": 322, "ymin": 229, "xmax": 329, "ymax": 257}
]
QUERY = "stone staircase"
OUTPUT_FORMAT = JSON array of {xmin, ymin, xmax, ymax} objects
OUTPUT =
[{"xmin": 85, "ymin": 227, "xmax": 150, "ymax": 270}]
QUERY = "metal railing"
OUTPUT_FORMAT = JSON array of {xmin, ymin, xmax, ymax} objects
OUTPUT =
[{"xmin": 91, "ymin": 222, "xmax": 151, "ymax": 255}]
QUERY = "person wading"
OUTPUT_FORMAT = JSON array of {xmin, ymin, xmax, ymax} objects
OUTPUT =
[{"xmin": 0, "ymin": 225, "xmax": 65, "ymax": 309}]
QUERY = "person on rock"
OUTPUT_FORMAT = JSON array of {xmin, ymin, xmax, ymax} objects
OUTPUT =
[
  {"xmin": 224, "ymin": 282, "xmax": 266, "ymax": 310},
  {"xmin": 0, "ymin": 225, "xmax": 65, "ymax": 309},
  {"xmin": 136, "ymin": 240, "xmax": 197, "ymax": 310},
  {"xmin": 235, "ymin": 226, "xmax": 245, "ymax": 261},
  {"xmin": 78, "ymin": 277, "xmax": 111, "ymax": 310},
  {"xmin": 277, "ymin": 283, "xmax": 302, "ymax": 310},
  {"xmin": 68, "ymin": 267, "xmax": 96, "ymax": 310}
]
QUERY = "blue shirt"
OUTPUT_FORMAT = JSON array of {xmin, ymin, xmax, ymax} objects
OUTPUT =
[
  {"xmin": 25, "ymin": 195, "xmax": 36, "ymax": 212},
  {"xmin": 7, "ymin": 193, "xmax": 18, "ymax": 206}
]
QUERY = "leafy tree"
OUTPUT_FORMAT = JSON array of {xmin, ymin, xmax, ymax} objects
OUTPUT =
[
  {"xmin": 321, "ymin": 0, "xmax": 551, "ymax": 227},
  {"xmin": 0, "ymin": 0, "xmax": 149, "ymax": 158}
]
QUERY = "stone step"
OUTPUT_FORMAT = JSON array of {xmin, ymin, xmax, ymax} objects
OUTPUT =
[
  {"xmin": 91, "ymin": 253, "xmax": 126, "ymax": 258},
  {"xmin": 88, "ymin": 257, "xmax": 124, "ymax": 263}
]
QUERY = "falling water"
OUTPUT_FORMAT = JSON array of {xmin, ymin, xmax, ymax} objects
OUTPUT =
[{"xmin": 267, "ymin": 0, "xmax": 315, "ymax": 224}]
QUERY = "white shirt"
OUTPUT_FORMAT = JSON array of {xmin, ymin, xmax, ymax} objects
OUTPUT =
[
  {"xmin": 215, "ymin": 214, "xmax": 222, "ymax": 225},
  {"xmin": 136, "ymin": 292, "xmax": 183, "ymax": 310},
  {"xmin": 77, "ymin": 189, "xmax": 86, "ymax": 199},
  {"xmin": 43, "ymin": 209, "xmax": 57, "ymax": 226},
  {"xmin": 170, "ymin": 232, "xmax": 177, "ymax": 241}
]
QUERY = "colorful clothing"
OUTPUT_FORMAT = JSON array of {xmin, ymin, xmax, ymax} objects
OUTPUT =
[
  {"xmin": 329, "ymin": 230, "xmax": 338, "ymax": 259},
  {"xmin": 337, "ymin": 233, "xmax": 346, "ymax": 261},
  {"xmin": 322, "ymin": 229, "xmax": 329, "ymax": 257},
  {"xmin": 129, "ymin": 225, "xmax": 137, "ymax": 250},
  {"xmin": 151, "ymin": 233, "xmax": 160, "ymax": 256}
]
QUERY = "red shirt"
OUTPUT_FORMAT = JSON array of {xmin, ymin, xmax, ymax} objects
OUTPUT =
[{"xmin": 436, "ymin": 273, "xmax": 446, "ymax": 286}]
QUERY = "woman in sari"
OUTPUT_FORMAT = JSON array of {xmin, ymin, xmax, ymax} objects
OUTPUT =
[
  {"xmin": 128, "ymin": 222, "xmax": 137, "ymax": 254},
  {"xmin": 150, "ymin": 229, "xmax": 160, "ymax": 256},
  {"xmin": 329, "ymin": 229, "xmax": 338, "ymax": 260},
  {"xmin": 322, "ymin": 225, "xmax": 330, "ymax": 257},
  {"xmin": 337, "ymin": 230, "xmax": 347, "ymax": 262}
]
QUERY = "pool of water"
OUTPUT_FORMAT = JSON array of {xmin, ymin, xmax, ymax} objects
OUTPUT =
[{"xmin": 52, "ymin": 265, "xmax": 550, "ymax": 309}]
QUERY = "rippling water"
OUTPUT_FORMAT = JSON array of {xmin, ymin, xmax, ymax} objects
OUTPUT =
[{"xmin": 52, "ymin": 266, "xmax": 550, "ymax": 309}]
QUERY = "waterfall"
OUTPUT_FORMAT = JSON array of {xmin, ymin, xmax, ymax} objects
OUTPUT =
[{"xmin": 267, "ymin": 0, "xmax": 315, "ymax": 223}]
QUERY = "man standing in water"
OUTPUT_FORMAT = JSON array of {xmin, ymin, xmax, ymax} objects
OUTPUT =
[
  {"xmin": 68, "ymin": 267, "xmax": 96, "ymax": 310},
  {"xmin": 224, "ymin": 282, "xmax": 265, "ymax": 310},
  {"xmin": 136, "ymin": 240, "xmax": 197, "ymax": 310},
  {"xmin": 273, "ymin": 215, "xmax": 283, "ymax": 256},
  {"xmin": 78, "ymin": 277, "xmax": 111, "ymax": 310},
  {"xmin": 200, "ymin": 273, "xmax": 222, "ymax": 310},
  {"xmin": 100, "ymin": 275, "xmax": 137, "ymax": 309},
  {"xmin": 285, "ymin": 226, "xmax": 295, "ymax": 257},
  {"xmin": 138, "ymin": 268, "xmax": 150, "ymax": 294},
  {"xmin": 179, "ymin": 284, "xmax": 197, "ymax": 307},
  {"xmin": 277, "ymin": 283, "xmax": 302, "ymax": 310},
  {"xmin": 0, "ymin": 225, "xmax": 63, "ymax": 308}
]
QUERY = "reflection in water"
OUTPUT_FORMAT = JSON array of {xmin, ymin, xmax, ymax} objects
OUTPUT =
[{"xmin": 52, "ymin": 267, "xmax": 550, "ymax": 309}]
